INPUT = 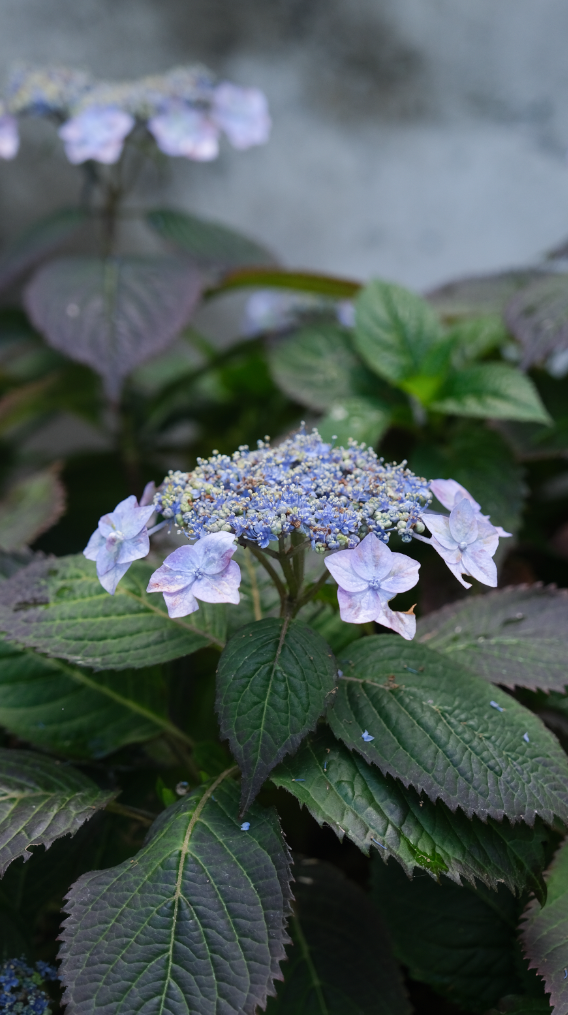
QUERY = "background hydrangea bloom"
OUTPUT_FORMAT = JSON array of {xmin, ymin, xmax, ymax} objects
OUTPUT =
[
  {"xmin": 325, "ymin": 532, "xmax": 420, "ymax": 638},
  {"xmin": 423, "ymin": 496, "xmax": 499, "ymax": 589},
  {"xmin": 0, "ymin": 112, "xmax": 19, "ymax": 159},
  {"xmin": 148, "ymin": 102, "xmax": 219, "ymax": 161},
  {"xmin": 84, "ymin": 494, "xmax": 154, "ymax": 594},
  {"xmin": 212, "ymin": 82, "xmax": 271, "ymax": 149},
  {"xmin": 146, "ymin": 531, "xmax": 240, "ymax": 618},
  {"xmin": 58, "ymin": 106, "xmax": 135, "ymax": 164}
]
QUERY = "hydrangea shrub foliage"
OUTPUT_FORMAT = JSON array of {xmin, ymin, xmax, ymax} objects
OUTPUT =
[{"xmin": 3, "ymin": 58, "xmax": 568, "ymax": 1015}]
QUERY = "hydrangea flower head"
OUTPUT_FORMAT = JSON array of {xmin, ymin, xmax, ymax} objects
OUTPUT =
[
  {"xmin": 147, "ymin": 531, "xmax": 240, "ymax": 618},
  {"xmin": 0, "ymin": 112, "xmax": 18, "ymax": 159},
  {"xmin": 84, "ymin": 495, "xmax": 154, "ymax": 594},
  {"xmin": 0, "ymin": 957, "xmax": 55, "ymax": 1014},
  {"xmin": 7, "ymin": 64, "xmax": 93, "ymax": 116},
  {"xmin": 153, "ymin": 428, "xmax": 432, "ymax": 552},
  {"xmin": 325, "ymin": 532, "xmax": 420, "ymax": 639},
  {"xmin": 148, "ymin": 102, "xmax": 219, "ymax": 161},
  {"xmin": 58, "ymin": 106, "xmax": 134, "ymax": 164},
  {"xmin": 423, "ymin": 496, "xmax": 499, "ymax": 589},
  {"xmin": 212, "ymin": 82, "xmax": 271, "ymax": 150}
]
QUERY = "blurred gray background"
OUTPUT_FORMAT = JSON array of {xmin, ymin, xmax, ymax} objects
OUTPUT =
[{"xmin": 1, "ymin": 0, "xmax": 568, "ymax": 291}]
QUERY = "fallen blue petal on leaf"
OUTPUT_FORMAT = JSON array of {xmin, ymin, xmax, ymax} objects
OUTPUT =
[
  {"xmin": 372, "ymin": 838, "xmax": 387, "ymax": 850},
  {"xmin": 240, "ymin": 821, "xmax": 251, "ymax": 831},
  {"xmin": 490, "ymin": 701, "xmax": 505, "ymax": 712},
  {"xmin": 361, "ymin": 730, "xmax": 375, "ymax": 742},
  {"xmin": 523, "ymin": 733, "xmax": 530, "ymax": 743}
]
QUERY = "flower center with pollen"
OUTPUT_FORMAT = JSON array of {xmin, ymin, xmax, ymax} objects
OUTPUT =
[
  {"xmin": 367, "ymin": 578, "xmax": 383, "ymax": 589},
  {"xmin": 191, "ymin": 568, "xmax": 204, "ymax": 580}
]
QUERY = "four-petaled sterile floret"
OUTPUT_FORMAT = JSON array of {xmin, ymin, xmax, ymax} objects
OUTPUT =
[
  {"xmin": 146, "ymin": 531, "xmax": 241, "ymax": 618},
  {"xmin": 153, "ymin": 428, "xmax": 432, "ymax": 552},
  {"xmin": 83, "ymin": 495, "xmax": 155, "ymax": 595}
]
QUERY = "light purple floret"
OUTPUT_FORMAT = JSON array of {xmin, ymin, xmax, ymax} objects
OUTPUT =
[
  {"xmin": 84, "ymin": 495, "xmax": 154, "ymax": 595},
  {"xmin": 58, "ymin": 106, "xmax": 134, "ymax": 164},
  {"xmin": 147, "ymin": 102, "xmax": 219, "ymax": 161},
  {"xmin": 0, "ymin": 115, "xmax": 19, "ymax": 160},
  {"xmin": 422, "ymin": 497, "xmax": 500, "ymax": 589},
  {"xmin": 325, "ymin": 531, "xmax": 420, "ymax": 640},
  {"xmin": 146, "ymin": 531, "xmax": 241, "ymax": 618},
  {"xmin": 211, "ymin": 82, "xmax": 271, "ymax": 150}
]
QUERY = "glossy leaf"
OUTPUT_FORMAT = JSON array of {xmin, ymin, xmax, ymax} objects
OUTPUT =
[
  {"xmin": 426, "ymin": 269, "xmax": 548, "ymax": 320},
  {"xmin": 272, "ymin": 729, "xmax": 550, "ymax": 900},
  {"xmin": 417, "ymin": 585, "xmax": 568, "ymax": 692},
  {"xmin": 521, "ymin": 838, "xmax": 568, "ymax": 1015},
  {"xmin": 372, "ymin": 856, "xmax": 541, "ymax": 1012},
  {"xmin": 506, "ymin": 274, "xmax": 568, "ymax": 368},
  {"xmin": 0, "ymin": 554, "xmax": 225, "ymax": 670},
  {"xmin": 266, "ymin": 858, "xmax": 410, "ymax": 1015},
  {"xmin": 216, "ymin": 619, "xmax": 337, "ymax": 813},
  {"xmin": 354, "ymin": 279, "xmax": 449, "ymax": 387},
  {"xmin": 0, "ymin": 207, "xmax": 87, "ymax": 293},
  {"xmin": 268, "ymin": 323, "xmax": 371, "ymax": 411},
  {"xmin": 0, "ymin": 465, "xmax": 65, "ymax": 550},
  {"xmin": 0, "ymin": 748, "xmax": 113, "ymax": 876},
  {"xmin": 146, "ymin": 207, "xmax": 275, "ymax": 268},
  {"xmin": 0, "ymin": 639, "xmax": 174, "ymax": 757},
  {"xmin": 431, "ymin": 363, "xmax": 551, "ymax": 424},
  {"xmin": 329, "ymin": 636, "xmax": 568, "ymax": 823},
  {"xmin": 318, "ymin": 395, "xmax": 391, "ymax": 447},
  {"xmin": 25, "ymin": 255, "xmax": 202, "ymax": 399},
  {"xmin": 59, "ymin": 772, "xmax": 293, "ymax": 1015}
]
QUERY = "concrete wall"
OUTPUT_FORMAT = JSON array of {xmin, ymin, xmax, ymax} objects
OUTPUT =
[{"xmin": 1, "ymin": 0, "xmax": 568, "ymax": 290}]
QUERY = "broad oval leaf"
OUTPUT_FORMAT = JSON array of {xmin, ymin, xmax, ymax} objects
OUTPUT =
[
  {"xmin": 317, "ymin": 395, "xmax": 392, "ymax": 447},
  {"xmin": 0, "ymin": 207, "xmax": 87, "ymax": 293},
  {"xmin": 521, "ymin": 838, "xmax": 568, "ymax": 1015},
  {"xmin": 0, "ymin": 466, "xmax": 66, "ymax": 550},
  {"xmin": 266, "ymin": 858, "xmax": 410, "ymax": 1015},
  {"xmin": 329, "ymin": 636, "xmax": 568, "ymax": 823},
  {"xmin": 430, "ymin": 363, "xmax": 551, "ymax": 424},
  {"xmin": 506, "ymin": 275, "xmax": 568, "ymax": 369},
  {"xmin": 417, "ymin": 585, "xmax": 568, "ymax": 692},
  {"xmin": 59, "ymin": 772, "xmax": 293, "ymax": 1015},
  {"xmin": 268, "ymin": 323, "xmax": 373, "ymax": 411},
  {"xmin": 25, "ymin": 255, "xmax": 203, "ymax": 399},
  {"xmin": 146, "ymin": 207, "xmax": 276, "ymax": 268},
  {"xmin": 0, "ymin": 554, "xmax": 225, "ymax": 670},
  {"xmin": 0, "ymin": 639, "xmax": 176, "ymax": 758},
  {"xmin": 372, "ymin": 856, "xmax": 541, "ymax": 1012},
  {"xmin": 354, "ymin": 279, "xmax": 445, "ymax": 385},
  {"xmin": 272, "ymin": 729, "xmax": 550, "ymax": 901},
  {"xmin": 426, "ymin": 269, "xmax": 548, "ymax": 321},
  {"xmin": 216, "ymin": 619, "xmax": 337, "ymax": 814},
  {"xmin": 0, "ymin": 748, "xmax": 113, "ymax": 876}
]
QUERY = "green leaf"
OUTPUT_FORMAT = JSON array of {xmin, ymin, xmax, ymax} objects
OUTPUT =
[
  {"xmin": 216, "ymin": 619, "xmax": 337, "ymax": 813},
  {"xmin": 354, "ymin": 279, "xmax": 450, "ymax": 388},
  {"xmin": 0, "ymin": 466, "xmax": 65, "ymax": 550},
  {"xmin": 25, "ymin": 255, "xmax": 202, "ymax": 399},
  {"xmin": 0, "ymin": 748, "xmax": 113, "ymax": 876},
  {"xmin": 208, "ymin": 267, "xmax": 361, "ymax": 301},
  {"xmin": 329, "ymin": 636, "xmax": 568, "ymax": 823},
  {"xmin": 272, "ymin": 729, "xmax": 550, "ymax": 901},
  {"xmin": 447, "ymin": 314, "xmax": 510, "ymax": 369},
  {"xmin": 268, "ymin": 323, "xmax": 371, "ymax": 412},
  {"xmin": 0, "ymin": 639, "xmax": 177, "ymax": 757},
  {"xmin": 59, "ymin": 772, "xmax": 293, "ymax": 1015},
  {"xmin": 431, "ymin": 363, "xmax": 551, "ymax": 424},
  {"xmin": 146, "ymin": 207, "xmax": 276, "ymax": 268},
  {"xmin": 372, "ymin": 856, "xmax": 540, "ymax": 1012},
  {"xmin": 521, "ymin": 837, "xmax": 568, "ymax": 1014},
  {"xmin": 505, "ymin": 274, "xmax": 568, "ymax": 368},
  {"xmin": 266, "ymin": 858, "xmax": 410, "ymax": 1015},
  {"xmin": 426, "ymin": 269, "xmax": 547, "ymax": 321},
  {"xmin": 318, "ymin": 395, "xmax": 391, "ymax": 447},
  {"xmin": 417, "ymin": 585, "xmax": 568, "ymax": 692},
  {"xmin": 0, "ymin": 554, "xmax": 224, "ymax": 670},
  {"xmin": 0, "ymin": 207, "xmax": 88, "ymax": 293}
]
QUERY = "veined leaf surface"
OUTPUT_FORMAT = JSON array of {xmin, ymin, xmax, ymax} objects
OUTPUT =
[{"xmin": 521, "ymin": 838, "xmax": 568, "ymax": 1015}]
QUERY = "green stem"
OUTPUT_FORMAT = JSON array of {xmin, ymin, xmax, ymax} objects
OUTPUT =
[
  {"xmin": 241, "ymin": 539, "xmax": 287, "ymax": 603},
  {"xmin": 106, "ymin": 801, "xmax": 156, "ymax": 827},
  {"xmin": 294, "ymin": 568, "xmax": 331, "ymax": 614}
]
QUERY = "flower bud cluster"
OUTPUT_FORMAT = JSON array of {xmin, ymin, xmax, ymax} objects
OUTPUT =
[
  {"xmin": 154, "ymin": 428, "xmax": 432, "ymax": 551},
  {"xmin": 0, "ymin": 957, "xmax": 57, "ymax": 1014}
]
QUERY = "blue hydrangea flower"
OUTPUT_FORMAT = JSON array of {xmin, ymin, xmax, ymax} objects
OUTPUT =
[
  {"xmin": 0, "ymin": 111, "xmax": 18, "ymax": 160},
  {"xmin": 211, "ymin": 82, "xmax": 271, "ymax": 150},
  {"xmin": 148, "ymin": 102, "xmax": 219, "ymax": 161},
  {"xmin": 153, "ymin": 428, "xmax": 432, "ymax": 552},
  {"xmin": 147, "ymin": 531, "xmax": 240, "ymax": 618},
  {"xmin": 0, "ymin": 958, "xmax": 55, "ymax": 1014},
  {"xmin": 58, "ymin": 106, "xmax": 134, "ymax": 164},
  {"xmin": 84, "ymin": 495, "xmax": 155, "ymax": 594},
  {"xmin": 422, "ymin": 497, "xmax": 499, "ymax": 589}
]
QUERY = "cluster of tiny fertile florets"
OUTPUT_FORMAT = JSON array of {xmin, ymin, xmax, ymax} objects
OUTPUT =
[
  {"xmin": 0, "ymin": 958, "xmax": 56, "ymax": 1014},
  {"xmin": 154, "ymin": 429, "xmax": 432, "ymax": 551}
]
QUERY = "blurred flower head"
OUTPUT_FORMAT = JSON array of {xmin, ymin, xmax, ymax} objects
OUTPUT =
[
  {"xmin": 148, "ymin": 102, "xmax": 219, "ymax": 161},
  {"xmin": 0, "ymin": 110, "xmax": 19, "ymax": 159},
  {"xmin": 58, "ymin": 105, "xmax": 134, "ymax": 164},
  {"xmin": 211, "ymin": 82, "xmax": 271, "ymax": 150}
]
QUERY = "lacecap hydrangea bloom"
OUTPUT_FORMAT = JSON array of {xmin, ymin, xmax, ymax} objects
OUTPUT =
[
  {"xmin": 0, "ymin": 957, "xmax": 57, "ymax": 1014},
  {"xmin": 154, "ymin": 429, "xmax": 432, "ymax": 551},
  {"xmin": 1, "ymin": 63, "xmax": 270, "ymax": 165}
]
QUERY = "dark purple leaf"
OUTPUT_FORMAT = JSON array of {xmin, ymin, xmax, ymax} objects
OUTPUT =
[
  {"xmin": 0, "ymin": 208, "xmax": 87, "ymax": 293},
  {"xmin": 505, "ymin": 274, "xmax": 568, "ymax": 368},
  {"xmin": 426, "ymin": 269, "xmax": 549, "ymax": 320},
  {"xmin": 25, "ymin": 255, "xmax": 203, "ymax": 400}
]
